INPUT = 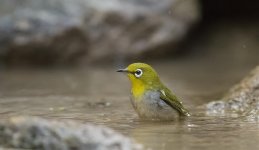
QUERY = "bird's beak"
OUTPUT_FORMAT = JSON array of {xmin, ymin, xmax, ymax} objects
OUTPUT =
[{"xmin": 117, "ymin": 68, "xmax": 129, "ymax": 73}]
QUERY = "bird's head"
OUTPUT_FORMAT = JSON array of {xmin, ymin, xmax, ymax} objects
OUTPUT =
[{"xmin": 117, "ymin": 63, "xmax": 161, "ymax": 89}]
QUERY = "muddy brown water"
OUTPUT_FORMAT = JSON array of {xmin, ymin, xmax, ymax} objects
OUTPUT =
[
  {"xmin": 1, "ymin": 21, "xmax": 259, "ymax": 149},
  {"xmin": 1, "ymin": 52, "xmax": 259, "ymax": 150}
]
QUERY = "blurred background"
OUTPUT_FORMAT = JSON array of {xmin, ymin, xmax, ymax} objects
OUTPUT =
[
  {"xmin": 0, "ymin": 0, "xmax": 258, "ymax": 113},
  {"xmin": 0, "ymin": 0, "xmax": 257, "ymax": 67}
]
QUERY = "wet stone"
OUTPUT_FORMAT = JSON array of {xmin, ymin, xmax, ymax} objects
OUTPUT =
[
  {"xmin": 0, "ymin": 0, "xmax": 200, "ymax": 66},
  {"xmin": 206, "ymin": 66, "xmax": 259, "ymax": 118},
  {"xmin": 0, "ymin": 116, "xmax": 143, "ymax": 150}
]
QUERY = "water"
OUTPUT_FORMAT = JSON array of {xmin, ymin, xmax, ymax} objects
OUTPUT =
[
  {"xmin": 1, "ymin": 21, "xmax": 259, "ymax": 149},
  {"xmin": 0, "ymin": 55, "xmax": 258, "ymax": 150}
]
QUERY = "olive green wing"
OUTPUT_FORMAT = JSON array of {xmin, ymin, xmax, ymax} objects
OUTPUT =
[{"xmin": 159, "ymin": 88, "xmax": 190, "ymax": 116}]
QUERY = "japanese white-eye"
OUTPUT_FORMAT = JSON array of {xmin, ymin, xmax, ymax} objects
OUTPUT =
[{"xmin": 117, "ymin": 63, "xmax": 190, "ymax": 120}]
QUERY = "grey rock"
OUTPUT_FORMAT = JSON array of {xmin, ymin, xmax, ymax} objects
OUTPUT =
[
  {"xmin": 0, "ymin": 0, "xmax": 200, "ymax": 66},
  {"xmin": 206, "ymin": 66, "xmax": 259, "ymax": 118},
  {"xmin": 0, "ymin": 0, "xmax": 89, "ymax": 66},
  {"xmin": 84, "ymin": 0, "xmax": 200, "ymax": 62},
  {"xmin": 0, "ymin": 116, "xmax": 143, "ymax": 150}
]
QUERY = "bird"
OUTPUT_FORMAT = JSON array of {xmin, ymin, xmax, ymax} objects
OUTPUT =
[{"xmin": 117, "ymin": 62, "xmax": 190, "ymax": 120}]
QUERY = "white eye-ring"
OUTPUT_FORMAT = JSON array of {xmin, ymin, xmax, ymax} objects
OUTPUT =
[{"xmin": 134, "ymin": 69, "xmax": 143, "ymax": 78}]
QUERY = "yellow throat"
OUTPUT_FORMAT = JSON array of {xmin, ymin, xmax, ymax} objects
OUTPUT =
[{"xmin": 128, "ymin": 74, "xmax": 146, "ymax": 99}]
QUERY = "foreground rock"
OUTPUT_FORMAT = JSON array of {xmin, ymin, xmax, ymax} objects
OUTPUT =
[
  {"xmin": 206, "ymin": 66, "xmax": 259, "ymax": 118},
  {"xmin": 0, "ymin": 117, "xmax": 143, "ymax": 150},
  {"xmin": 0, "ymin": 0, "xmax": 200, "ymax": 66}
]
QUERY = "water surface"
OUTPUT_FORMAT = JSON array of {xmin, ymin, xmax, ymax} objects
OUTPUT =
[{"xmin": 1, "ymin": 53, "xmax": 259, "ymax": 150}]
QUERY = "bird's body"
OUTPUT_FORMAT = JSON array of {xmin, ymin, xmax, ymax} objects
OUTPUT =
[
  {"xmin": 130, "ymin": 90, "xmax": 179, "ymax": 120},
  {"xmin": 117, "ymin": 63, "xmax": 190, "ymax": 120}
]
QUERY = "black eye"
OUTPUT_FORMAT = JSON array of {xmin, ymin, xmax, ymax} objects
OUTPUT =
[{"xmin": 134, "ymin": 69, "xmax": 143, "ymax": 78}]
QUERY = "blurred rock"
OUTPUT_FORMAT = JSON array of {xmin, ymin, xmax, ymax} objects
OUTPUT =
[
  {"xmin": 0, "ymin": 116, "xmax": 143, "ymax": 150},
  {"xmin": 0, "ymin": 0, "xmax": 200, "ymax": 66},
  {"xmin": 206, "ymin": 66, "xmax": 259, "ymax": 118},
  {"xmin": 0, "ymin": 0, "xmax": 88, "ymax": 66},
  {"xmin": 84, "ymin": 0, "xmax": 200, "ymax": 62}
]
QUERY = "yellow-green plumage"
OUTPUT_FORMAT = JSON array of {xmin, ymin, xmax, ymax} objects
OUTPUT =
[{"xmin": 117, "ymin": 63, "xmax": 190, "ymax": 120}]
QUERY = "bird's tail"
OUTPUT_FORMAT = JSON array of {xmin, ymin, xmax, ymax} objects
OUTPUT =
[{"xmin": 181, "ymin": 108, "xmax": 191, "ymax": 117}]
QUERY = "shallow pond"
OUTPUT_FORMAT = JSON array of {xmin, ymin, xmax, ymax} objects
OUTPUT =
[{"xmin": 1, "ymin": 49, "xmax": 259, "ymax": 150}]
